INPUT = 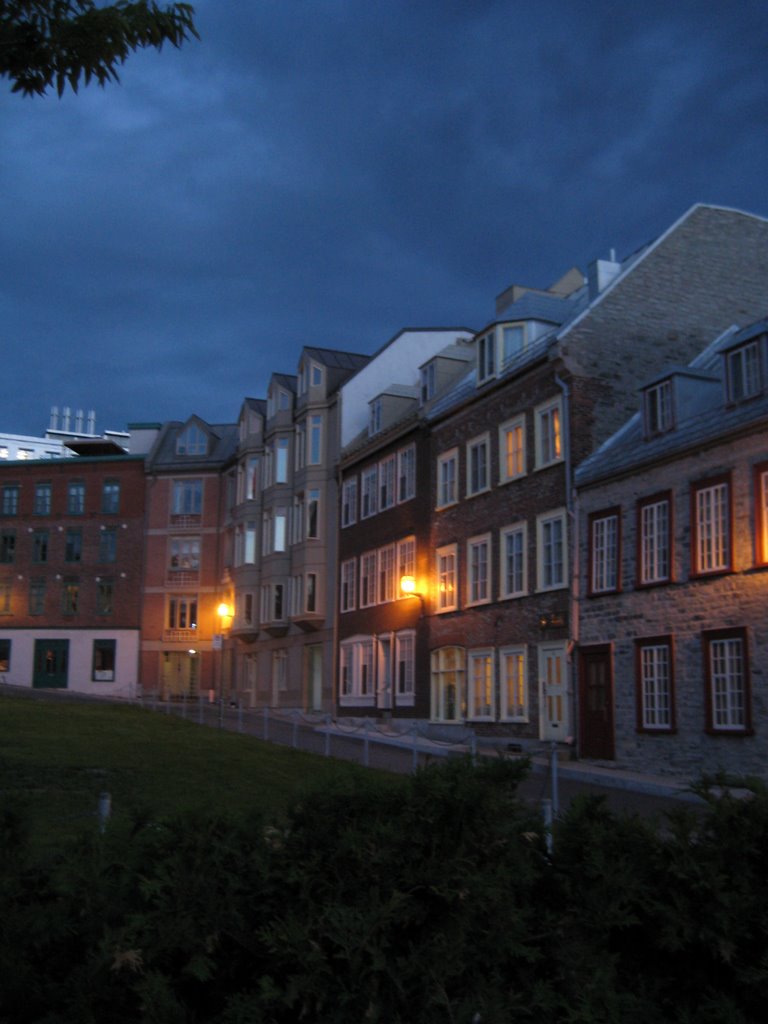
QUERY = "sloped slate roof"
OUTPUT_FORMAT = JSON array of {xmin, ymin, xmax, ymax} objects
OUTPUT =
[
  {"xmin": 147, "ymin": 420, "xmax": 239, "ymax": 470},
  {"xmin": 304, "ymin": 346, "xmax": 370, "ymax": 371},
  {"xmin": 575, "ymin": 319, "xmax": 768, "ymax": 488}
]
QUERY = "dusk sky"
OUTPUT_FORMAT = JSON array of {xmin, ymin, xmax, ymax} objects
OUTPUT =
[{"xmin": 2, "ymin": 0, "xmax": 767, "ymax": 438}]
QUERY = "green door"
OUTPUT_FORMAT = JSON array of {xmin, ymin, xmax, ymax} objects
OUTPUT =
[{"xmin": 33, "ymin": 639, "xmax": 70, "ymax": 689}]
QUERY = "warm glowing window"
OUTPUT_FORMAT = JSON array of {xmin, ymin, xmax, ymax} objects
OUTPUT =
[
  {"xmin": 436, "ymin": 544, "xmax": 457, "ymax": 612},
  {"xmin": 500, "ymin": 646, "xmax": 528, "ymax": 721},
  {"xmin": 499, "ymin": 417, "xmax": 525, "ymax": 482},
  {"xmin": 468, "ymin": 650, "xmax": 494, "ymax": 720},
  {"xmin": 535, "ymin": 399, "xmax": 562, "ymax": 468}
]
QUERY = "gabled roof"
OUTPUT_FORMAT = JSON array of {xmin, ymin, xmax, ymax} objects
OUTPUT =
[
  {"xmin": 270, "ymin": 373, "xmax": 297, "ymax": 394},
  {"xmin": 575, "ymin": 318, "xmax": 768, "ymax": 488},
  {"xmin": 302, "ymin": 346, "xmax": 371, "ymax": 372},
  {"xmin": 146, "ymin": 418, "xmax": 239, "ymax": 470}
]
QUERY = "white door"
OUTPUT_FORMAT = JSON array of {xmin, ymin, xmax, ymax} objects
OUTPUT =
[{"xmin": 538, "ymin": 642, "xmax": 570, "ymax": 741}]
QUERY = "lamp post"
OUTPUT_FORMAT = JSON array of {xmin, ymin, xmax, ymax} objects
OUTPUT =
[
  {"xmin": 216, "ymin": 601, "xmax": 233, "ymax": 704},
  {"xmin": 400, "ymin": 575, "xmax": 425, "ymax": 615}
]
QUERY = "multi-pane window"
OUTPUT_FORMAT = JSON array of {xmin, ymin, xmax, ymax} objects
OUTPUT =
[
  {"xmin": 306, "ymin": 489, "xmax": 320, "ymax": 539},
  {"xmin": 431, "ymin": 647, "xmax": 466, "ymax": 722},
  {"xmin": 501, "ymin": 324, "xmax": 525, "ymax": 366},
  {"xmin": 378, "ymin": 544, "xmax": 396, "ymax": 603},
  {"xmin": 499, "ymin": 417, "xmax": 525, "ymax": 483},
  {"xmin": 477, "ymin": 331, "xmax": 496, "ymax": 382},
  {"xmin": 29, "ymin": 578, "xmax": 46, "ymax": 615},
  {"xmin": 398, "ymin": 445, "xmax": 416, "ymax": 502},
  {"xmin": 704, "ymin": 629, "xmax": 750, "ymax": 733},
  {"xmin": 500, "ymin": 523, "xmax": 526, "ymax": 598},
  {"xmin": 32, "ymin": 530, "xmax": 48, "ymax": 563},
  {"xmin": 340, "ymin": 559, "xmax": 357, "ymax": 612},
  {"xmin": 436, "ymin": 449, "xmax": 458, "ymax": 508},
  {"xmin": 169, "ymin": 536, "xmax": 199, "ymax": 571},
  {"xmin": 420, "ymin": 362, "xmax": 436, "ymax": 403},
  {"xmin": 537, "ymin": 509, "xmax": 566, "ymax": 590},
  {"xmin": 468, "ymin": 650, "xmax": 494, "ymax": 719},
  {"xmin": 34, "ymin": 483, "xmax": 51, "ymax": 515},
  {"xmin": 95, "ymin": 579, "xmax": 114, "ymax": 615},
  {"xmin": 692, "ymin": 476, "xmax": 730, "ymax": 575},
  {"xmin": 638, "ymin": 494, "xmax": 671, "ymax": 585},
  {"xmin": 726, "ymin": 339, "xmax": 762, "ymax": 403},
  {"xmin": 0, "ymin": 530, "xmax": 15, "ymax": 564},
  {"xmin": 96, "ymin": 527, "xmax": 117, "ymax": 563},
  {"xmin": 339, "ymin": 638, "xmax": 375, "ymax": 702},
  {"xmin": 589, "ymin": 510, "xmax": 620, "ymax": 594},
  {"xmin": 535, "ymin": 399, "xmax": 562, "ymax": 468},
  {"xmin": 65, "ymin": 529, "xmax": 82, "ymax": 563},
  {"xmin": 360, "ymin": 552, "xmax": 377, "ymax": 607},
  {"xmin": 636, "ymin": 638, "xmax": 673, "ymax": 731},
  {"xmin": 176, "ymin": 424, "xmax": 207, "ymax": 455},
  {"xmin": 369, "ymin": 399, "xmax": 382, "ymax": 436},
  {"xmin": 361, "ymin": 466, "xmax": 378, "ymax": 519},
  {"xmin": 436, "ymin": 545, "xmax": 457, "ymax": 612},
  {"xmin": 67, "ymin": 481, "xmax": 85, "ymax": 514},
  {"xmin": 395, "ymin": 632, "xmax": 415, "ymax": 700},
  {"xmin": 101, "ymin": 480, "xmax": 120, "ymax": 514},
  {"xmin": 308, "ymin": 415, "xmax": 323, "ymax": 464},
  {"xmin": 644, "ymin": 380, "xmax": 673, "ymax": 436},
  {"xmin": 467, "ymin": 534, "xmax": 491, "ymax": 605},
  {"xmin": 756, "ymin": 464, "xmax": 768, "ymax": 565},
  {"xmin": 341, "ymin": 477, "xmax": 357, "ymax": 527},
  {"xmin": 61, "ymin": 578, "xmax": 79, "ymax": 615},
  {"xmin": 92, "ymin": 639, "xmax": 116, "ymax": 681},
  {"xmin": 168, "ymin": 595, "xmax": 197, "ymax": 630},
  {"xmin": 172, "ymin": 479, "xmax": 201, "ymax": 516},
  {"xmin": 500, "ymin": 646, "xmax": 528, "ymax": 720},
  {"xmin": 397, "ymin": 536, "xmax": 416, "ymax": 588},
  {"xmin": 467, "ymin": 435, "xmax": 490, "ymax": 496},
  {"xmin": 379, "ymin": 455, "xmax": 396, "ymax": 510},
  {"xmin": 1, "ymin": 484, "xmax": 19, "ymax": 515}
]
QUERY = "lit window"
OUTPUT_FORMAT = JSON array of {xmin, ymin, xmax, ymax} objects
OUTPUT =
[
  {"xmin": 643, "ymin": 380, "xmax": 673, "ymax": 436},
  {"xmin": 500, "ymin": 646, "xmax": 528, "ymax": 721},
  {"xmin": 436, "ymin": 449, "xmax": 458, "ymax": 508},
  {"xmin": 537, "ymin": 509, "xmax": 567, "ymax": 591},
  {"xmin": 431, "ymin": 647, "xmax": 466, "ymax": 722},
  {"xmin": 755, "ymin": 464, "xmax": 768, "ymax": 565},
  {"xmin": 535, "ymin": 399, "xmax": 562, "ymax": 468},
  {"xmin": 589, "ymin": 509, "xmax": 620, "ymax": 594},
  {"xmin": 168, "ymin": 595, "xmax": 197, "ymax": 630},
  {"xmin": 0, "ymin": 580, "xmax": 12, "ymax": 614},
  {"xmin": 500, "ymin": 523, "xmax": 526, "ymax": 598},
  {"xmin": 704, "ymin": 628, "xmax": 750, "ymax": 733},
  {"xmin": 436, "ymin": 544, "xmax": 457, "ymax": 612},
  {"xmin": 499, "ymin": 417, "xmax": 525, "ymax": 483},
  {"xmin": 467, "ymin": 534, "xmax": 491, "ymax": 605},
  {"xmin": 467, "ymin": 435, "xmax": 490, "ymax": 496},
  {"xmin": 692, "ymin": 476, "xmax": 730, "ymax": 575},
  {"xmin": 95, "ymin": 579, "xmax": 114, "ymax": 616},
  {"xmin": 638, "ymin": 494, "xmax": 672, "ymax": 585},
  {"xmin": 61, "ymin": 578, "xmax": 79, "ymax": 615},
  {"xmin": 468, "ymin": 649, "xmax": 494, "ymax": 719},
  {"xmin": 635, "ymin": 637, "xmax": 674, "ymax": 731}
]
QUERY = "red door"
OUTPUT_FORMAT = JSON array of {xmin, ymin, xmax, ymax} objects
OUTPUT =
[{"xmin": 579, "ymin": 646, "xmax": 614, "ymax": 760}]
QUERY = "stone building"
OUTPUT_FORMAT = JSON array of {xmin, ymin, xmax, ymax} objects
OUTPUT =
[{"xmin": 575, "ymin": 318, "xmax": 768, "ymax": 779}]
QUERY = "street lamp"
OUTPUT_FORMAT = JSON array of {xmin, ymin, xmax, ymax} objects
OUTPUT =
[{"xmin": 400, "ymin": 575, "xmax": 425, "ymax": 615}]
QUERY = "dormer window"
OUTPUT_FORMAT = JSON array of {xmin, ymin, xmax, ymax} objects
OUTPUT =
[
  {"xmin": 643, "ymin": 380, "xmax": 673, "ymax": 437},
  {"xmin": 176, "ymin": 424, "xmax": 207, "ymax": 456},
  {"xmin": 278, "ymin": 390, "xmax": 291, "ymax": 411},
  {"xmin": 477, "ymin": 322, "xmax": 527, "ymax": 384},
  {"xmin": 311, "ymin": 363, "xmax": 324, "ymax": 388},
  {"xmin": 725, "ymin": 338, "xmax": 762, "ymax": 403},
  {"xmin": 420, "ymin": 362, "xmax": 436, "ymax": 403},
  {"xmin": 501, "ymin": 324, "xmax": 524, "ymax": 365},
  {"xmin": 477, "ymin": 332, "xmax": 496, "ymax": 383},
  {"xmin": 369, "ymin": 398, "xmax": 382, "ymax": 436}
]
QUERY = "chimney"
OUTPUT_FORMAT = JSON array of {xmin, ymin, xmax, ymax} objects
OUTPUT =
[
  {"xmin": 87, "ymin": 410, "xmax": 96, "ymax": 434},
  {"xmin": 74, "ymin": 409, "xmax": 84, "ymax": 433},
  {"xmin": 62, "ymin": 407, "xmax": 71, "ymax": 432},
  {"xmin": 587, "ymin": 256, "xmax": 621, "ymax": 299},
  {"xmin": 49, "ymin": 406, "xmax": 59, "ymax": 431}
]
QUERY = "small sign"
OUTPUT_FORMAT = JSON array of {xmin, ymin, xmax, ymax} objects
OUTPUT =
[{"xmin": 212, "ymin": 634, "xmax": 222, "ymax": 650}]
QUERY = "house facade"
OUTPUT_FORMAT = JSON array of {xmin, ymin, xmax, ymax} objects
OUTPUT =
[
  {"xmin": 0, "ymin": 452, "xmax": 146, "ymax": 696},
  {"xmin": 575, "ymin": 319, "xmax": 768, "ymax": 779}
]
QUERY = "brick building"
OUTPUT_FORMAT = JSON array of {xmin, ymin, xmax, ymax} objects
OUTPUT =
[
  {"xmin": 575, "ymin": 318, "xmax": 768, "ymax": 779},
  {"xmin": 0, "ymin": 447, "xmax": 146, "ymax": 696}
]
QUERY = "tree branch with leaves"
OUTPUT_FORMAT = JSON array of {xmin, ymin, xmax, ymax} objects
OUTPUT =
[{"xmin": 0, "ymin": 0, "xmax": 198, "ymax": 97}]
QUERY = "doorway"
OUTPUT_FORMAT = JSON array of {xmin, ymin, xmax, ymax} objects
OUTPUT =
[
  {"xmin": 579, "ymin": 645, "xmax": 615, "ymax": 759},
  {"xmin": 161, "ymin": 651, "xmax": 199, "ymax": 698},
  {"xmin": 33, "ymin": 640, "xmax": 69, "ymax": 689},
  {"xmin": 538, "ymin": 641, "xmax": 570, "ymax": 741}
]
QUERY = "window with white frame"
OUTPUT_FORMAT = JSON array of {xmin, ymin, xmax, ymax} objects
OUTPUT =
[
  {"xmin": 436, "ymin": 544, "xmax": 457, "ymax": 612},
  {"xmin": 398, "ymin": 444, "xmax": 416, "ymax": 502},
  {"xmin": 168, "ymin": 595, "xmax": 197, "ymax": 630},
  {"xmin": 499, "ymin": 416, "xmax": 525, "ymax": 483},
  {"xmin": 537, "ymin": 509, "xmax": 566, "ymax": 590},
  {"xmin": 176, "ymin": 423, "xmax": 207, "ymax": 455},
  {"xmin": 397, "ymin": 536, "xmax": 416, "ymax": 587},
  {"xmin": 500, "ymin": 646, "xmax": 528, "ymax": 720},
  {"xmin": 589, "ymin": 509, "xmax": 620, "ymax": 594},
  {"xmin": 395, "ymin": 631, "xmax": 415, "ymax": 702},
  {"xmin": 692, "ymin": 476, "xmax": 730, "ymax": 575},
  {"xmin": 725, "ymin": 339, "xmax": 762, "ymax": 403},
  {"xmin": 535, "ymin": 398, "xmax": 562, "ymax": 468},
  {"xmin": 477, "ymin": 331, "xmax": 496, "ymax": 383},
  {"xmin": 311, "ymin": 362, "xmax": 324, "ymax": 388},
  {"xmin": 500, "ymin": 323, "xmax": 525, "ymax": 367},
  {"xmin": 636, "ymin": 637, "xmax": 674, "ymax": 731},
  {"xmin": 275, "ymin": 437, "xmax": 290, "ymax": 483},
  {"xmin": 172, "ymin": 479, "xmax": 202, "ymax": 516},
  {"xmin": 361, "ymin": 466, "xmax": 378, "ymax": 519},
  {"xmin": 466, "ymin": 434, "xmax": 490, "ymax": 496},
  {"xmin": 468, "ymin": 650, "xmax": 494, "ymax": 720},
  {"xmin": 638, "ymin": 493, "xmax": 672, "ymax": 585},
  {"xmin": 339, "ymin": 637, "xmax": 375, "ymax": 703},
  {"xmin": 378, "ymin": 544, "xmax": 396, "ymax": 603},
  {"xmin": 341, "ymin": 476, "xmax": 358, "ymax": 527},
  {"xmin": 704, "ymin": 628, "xmax": 750, "ymax": 733},
  {"xmin": 431, "ymin": 646, "xmax": 465, "ymax": 722},
  {"xmin": 170, "ymin": 536, "xmax": 200, "ymax": 571},
  {"xmin": 500, "ymin": 522, "xmax": 526, "ymax": 599},
  {"xmin": 308, "ymin": 414, "xmax": 323, "ymax": 464},
  {"xmin": 369, "ymin": 399, "xmax": 382, "ymax": 436},
  {"xmin": 643, "ymin": 380, "xmax": 673, "ymax": 436},
  {"xmin": 436, "ymin": 448, "xmax": 458, "ymax": 508},
  {"xmin": 379, "ymin": 455, "xmax": 396, "ymax": 510},
  {"xmin": 340, "ymin": 558, "xmax": 357, "ymax": 612},
  {"xmin": 360, "ymin": 552, "xmax": 377, "ymax": 607},
  {"xmin": 756, "ymin": 464, "xmax": 768, "ymax": 565},
  {"xmin": 467, "ymin": 534, "xmax": 491, "ymax": 605},
  {"xmin": 273, "ymin": 509, "xmax": 287, "ymax": 552}
]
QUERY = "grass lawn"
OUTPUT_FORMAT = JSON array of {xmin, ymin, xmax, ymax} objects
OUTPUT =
[{"xmin": 0, "ymin": 694, "xmax": 391, "ymax": 845}]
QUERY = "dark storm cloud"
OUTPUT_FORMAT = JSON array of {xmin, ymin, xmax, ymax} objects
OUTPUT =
[{"xmin": 1, "ymin": 0, "xmax": 767, "ymax": 436}]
